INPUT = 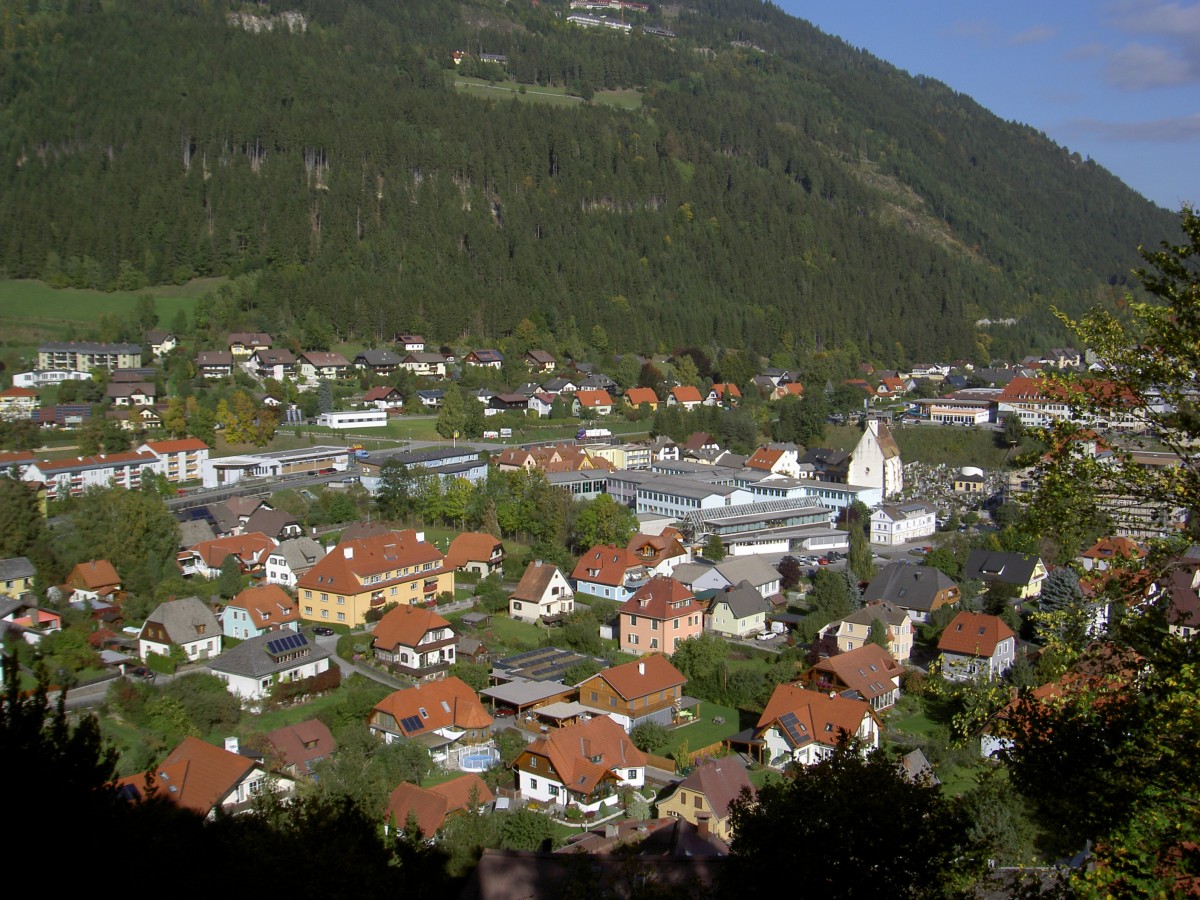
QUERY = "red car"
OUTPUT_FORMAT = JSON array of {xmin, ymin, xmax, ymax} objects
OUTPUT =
[
  {"xmin": 818, "ymin": 557, "xmax": 830, "ymax": 565},
  {"xmin": 494, "ymin": 707, "xmax": 516, "ymax": 718}
]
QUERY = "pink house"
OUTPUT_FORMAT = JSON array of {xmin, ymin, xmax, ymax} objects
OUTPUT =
[{"xmin": 617, "ymin": 576, "xmax": 704, "ymax": 656}]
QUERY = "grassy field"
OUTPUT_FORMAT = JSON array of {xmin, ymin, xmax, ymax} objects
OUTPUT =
[
  {"xmin": 452, "ymin": 76, "xmax": 643, "ymax": 109},
  {"xmin": 823, "ymin": 422, "xmax": 1039, "ymax": 469},
  {"xmin": 0, "ymin": 277, "xmax": 224, "ymax": 367}
]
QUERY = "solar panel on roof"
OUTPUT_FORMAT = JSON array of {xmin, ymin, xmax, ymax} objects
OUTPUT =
[
  {"xmin": 266, "ymin": 633, "xmax": 308, "ymax": 655},
  {"xmin": 399, "ymin": 715, "xmax": 424, "ymax": 733},
  {"xmin": 778, "ymin": 711, "xmax": 808, "ymax": 746}
]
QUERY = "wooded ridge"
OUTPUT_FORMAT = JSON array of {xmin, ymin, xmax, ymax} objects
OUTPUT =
[{"xmin": 0, "ymin": 0, "xmax": 1179, "ymax": 364}]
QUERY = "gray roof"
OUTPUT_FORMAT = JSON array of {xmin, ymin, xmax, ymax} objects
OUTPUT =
[
  {"xmin": 964, "ymin": 550, "xmax": 1043, "ymax": 586},
  {"xmin": 714, "ymin": 556, "xmax": 779, "ymax": 588},
  {"xmin": 481, "ymin": 678, "xmax": 571, "ymax": 706},
  {"xmin": 268, "ymin": 537, "xmax": 327, "ymax": 573},
  {"xmin": 208, "ymin": 630, "xmax": 331, "ymax": 679},
  {"xmin": 143, "ymin": 596, "xmax": 221, "ymax": 644},
  {"xmin": 864, "ymin": 563, "xmax": 957, "ymax": 612},
  {"xmin": 355, "ymin": 349, "xmax": 401, "ymax": 365},
  {"xmin": 0, "ymin": 556, "xmax": 36, "ymax": 581},
  {"xmin": 178, "ymin": 518, "xmax": 217, "ymax": 547},
  {"xmin": 709, "ymin": 581, "xmax": 771, "ymax": 619}
]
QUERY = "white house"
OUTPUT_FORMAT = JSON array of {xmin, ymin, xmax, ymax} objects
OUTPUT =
[
  {"xmin": 509, "ymin": 560, "xmax": 575, "ymax": 623},
  {"xmin": 870, "ymin": 502, "xmax": 937, "ymax": 547},
  {"xmin": 264, "ymin": 537, "xmax": 328, "ymax": 589},
  {"xmin": 755, "ymin": 685, "xmax": 880, "ymax": 769},
  {"xmin": 513, "ymin": 715, "xmax": 645, "ymax": 813},
  {"xmin": 208, "ymin": 631, "xmax": 332, "ymax": 702},
  {"xmin": 139, "ymin": 596, "xmax": 222, "ymax": 662}
]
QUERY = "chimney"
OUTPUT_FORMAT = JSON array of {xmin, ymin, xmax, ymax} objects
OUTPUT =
[
  {"xmin": 224, "ymin": 736, "xmax": 240, "ymax": 754},
  {"xmin": 638, "ymin": 662, "xmax": 645, "ymax": 675},
  {"xmin": 605, "ymin": 823, "xmax": 620, "ymax": 839},
  {"xmin": 343, "ymin": 546, "xmax": 354, "ymax": 559}
]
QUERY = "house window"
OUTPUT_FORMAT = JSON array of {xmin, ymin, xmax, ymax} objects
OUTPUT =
[
  {"xmin": 673, "ymin": 619, "xmax": 679, "ymax": 629},
  {"xmin": 694, "ymin": 796, "xmax": 702, "ymax": 809},
  {"xmin": 548, "ymin": 784, "xmax": 558, "ymax": 796},
  {"xmin": 513, "ymin": 602, "xmax": 522, "ymax": 610},
  {"xmin": 650, "ymin": 639, "xmax": 658, "ymax": 649},
  {"xmin": 629, "ymin": 615, "xmax": 637, "ymax": 626},
  {"xmin": 304, "ymin": 606, "xmax": 313, "ymax": 615},
  {"xmin": 628, "ymin": 770, "xmax": 637, "ymax": 780},
  {"xmin": 320, "ymin": 593, "xmax": 328, "ymax": 602},
  {"xmin": 528, "ymin": 778, "xmax": 538, "ymax": 790},
  {"xmin": 609, "ymin": 697, "xmax": 617, "ymax": 707},
  {"xmin": 652, "ymin": 620, "xmax": 658, "ymax": 631},
  {"xmin": 321, "ymin": 610, "xmax": 329, "ymax": 619},
  {"xmin": 337, "ymin": 597, "xmax": 345, "ymax": 605},
  {"xmin": 337, "ymin": 612, "xmax": 346, "ymax": 622},
  {"xmin": 629, "ymin": 634, "xmax": 638, "ymax": 645},
  {"xmin": 530, "ymin": 758, "xmax": 538, "ymax": 769},
  {"xmin": 590, "ymin": 691, "xmax": 598, "ymax": 701}
]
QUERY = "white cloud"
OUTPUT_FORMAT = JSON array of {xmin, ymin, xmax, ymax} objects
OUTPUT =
[
  {"xmin": 1101, "ymin": 1, "xmax": 1200, "ymax": 88},
  {"xmin": 1010, "ymin": 24, "xmax": 1057, "ymax": 45},
  {"xmin": 1104, "ymin": 41, "xmax": 1196, "ymax": 88},
  {"xmin": 1068, "ymin": 111, "xmax": 1200, "ymax": 141}
]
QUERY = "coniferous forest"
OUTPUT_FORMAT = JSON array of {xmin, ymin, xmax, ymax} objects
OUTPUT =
[{"xmin": 0, "ymin": 0, "xmax": 1180, "ymax": 364}]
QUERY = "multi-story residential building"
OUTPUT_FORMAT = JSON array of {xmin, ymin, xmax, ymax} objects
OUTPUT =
[
  {"xmin": 617, "ymin": 576, "xmax": 704, "ymax": 656},
  {"xmin": 38, "ymin": 341, "xmax": 142, "ymax": 372},
  {"xmin": 509, "ymin": 560, "xmax": 574, "ymax": 624},
  {"xmin": 296, "ymin": 529, "xmax": 452, "ymax": 627},
  {"xmin": 824, "ymin": 600, "xmax": 915, "ymax": 663},
  {"xmin": 137, "ymin": 438, "xmax": 210, "ymax": 484},
  {"xmin": 571, "ymin": 544, "xmax": 651, "ymax": 603},
  {"xmin": 937, "ymin": 611, "xmax": 1016, "ymax": 681},
  {"xmin": 264, "ymin": 537, "xmax": 327, "ymax": 589},
  {"xmin": 220, "ymin": 585, "xmax": 300, "ymax": 639},
  {"xmin": 752, "ymin": 685, "xmax": 880, "ymax": 769},
  {"xmin": 23, "ymin": 451, "xmax": 162, "ymax": 501},
  {"xmin": 802, "ymin": 643, "xmax": 904, "ymax": 711},
  {"xmin": 870, "ymin": 502, "xmax": 937, "ymax": 547}
]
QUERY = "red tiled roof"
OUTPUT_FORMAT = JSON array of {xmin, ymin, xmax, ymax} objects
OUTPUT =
[
  {"xmin": 937, "ymin": 611, "xmax": 1015, "ymax": 657},
  {"xmin": 589, "ymin": 654, "xmax": 686, "ymax": 700},
  {"xmin": 141, "ymin": 438, "xmax": 210, "ymax": 453},
  {"xmin": 373, "ymin": 677, "xmax": 493, "ymax": 735},
  {"xmin": 577, "ymin": 389, "xmax": 614, "ymax": 408},
  {"xmin": 68, "ymin": 559, "xmax": 121, "ymax": 591},
  {"xmin": 189, "ymin": 533, "xmax": 277, "ymax": 568},
  {"xmin": 571, "ymin": 544, "xmax": 642, "ymax": 587},
  {"xmin": 757, "ymin": 684, "xmax": 872, "ymax": 750},
  {"xmin": 746, "ymin": 447, "xmax": 783, "ymax": 471},
  {"xmin": 710, "ymin": 383, "xmax": 741, "ymax": 399},
  {"xmin": 522, "ymin": 715, "xmax": 646, "ymax": 795},
  {"xmin": 670, "ymin": 385, "xmax": 703, "ymax": 404},
  {"xmin": 371, "ymin": 604, "xmax": 451, "ymax": 652},
  {"xmin": 385, "ymin": 774, "xmax": 495, "ymax": 837},
  {"xmin": 619, "ymin": 576, "xmax": 703, "ymax": 621},
  {"xmin": 444, "ymin": 532, "xmax": 503, "ymax": 571},
  {"xmin": 116, "ymin": 736, "xmax": 257, "ymax": 815},
  {"xmin": 299, "ymin": 529, "xmax": 444, "ymax": 595},
  {"xmin": 808, "ymin": 643, "xmax": 903, "ymax": 702},
  {"xmin": 229, "ymin": 584, "xmax": 298, "ymax": 628},
  {"xmin": 624, "ymin": 387, "xmax": 658, "ymax": 406}
]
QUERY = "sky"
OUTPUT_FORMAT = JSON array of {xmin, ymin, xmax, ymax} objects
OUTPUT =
[{"xmin": 777, "ymin": 0, "xmax": 1200, "ymax": 211}]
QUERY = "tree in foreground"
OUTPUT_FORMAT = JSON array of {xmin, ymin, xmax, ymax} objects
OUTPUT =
[{"xmin": 725, "ymin": 742, "xmax": 981, "ymax": 898}]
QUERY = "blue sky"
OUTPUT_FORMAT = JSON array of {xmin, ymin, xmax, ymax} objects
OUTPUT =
[{"xmin": 777, "ymin": 0, "xmax": 1199, "ymax": 211}]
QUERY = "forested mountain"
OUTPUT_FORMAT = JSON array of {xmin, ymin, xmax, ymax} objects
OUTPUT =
[{"xmin": 0, "ymin": 0, "xmax": 1179, "ymax": 364}]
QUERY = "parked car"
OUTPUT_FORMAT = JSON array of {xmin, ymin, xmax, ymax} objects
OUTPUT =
[
  {"xmin": 756, "ymin": 631, "xmax": 776, "ymax": 642},
  {"xmin": 128, "ymin": 666, "xmax": 156, "ymax": 681},
  {"xmin": 312, "ymin": 626, "xmax": 335, "ymax": 636},
  {"xmin": 494, "ymin": 707, "xmax": 516, "ymax": 718},
  {"xmin": 818, "ymin": 557, "xmax": 830, "ymax": 566}
]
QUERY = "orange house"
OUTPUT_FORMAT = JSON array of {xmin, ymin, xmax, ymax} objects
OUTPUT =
[{"xmin": 618, "ymin": 576, "xmax": 704, "ymax": 656}]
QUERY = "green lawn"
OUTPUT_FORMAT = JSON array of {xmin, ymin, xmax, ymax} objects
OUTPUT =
[
  {"xmin": 476, "ymin": 616, "xmax": 545, "ymax": 654},
  {"xmin": 452, "ymin": 76, "xmax": 643, "ymax": 109},
  {"xmin": 658, "ymin": 701, "xmax": 741, "ymax": 757},
  {"xmin": 747, "ymin": 766, "xmax": 783, "ymax": 790}
]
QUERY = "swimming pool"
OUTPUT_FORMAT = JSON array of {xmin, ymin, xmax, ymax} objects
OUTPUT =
[{"xmin": 460, "ymin": 748, "xmax": 501, "ymax": 772}]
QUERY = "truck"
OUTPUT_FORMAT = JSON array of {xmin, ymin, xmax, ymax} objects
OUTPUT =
[{"xmin": 576, "ymin": 427, "xmax": 613, "ymax": 441}]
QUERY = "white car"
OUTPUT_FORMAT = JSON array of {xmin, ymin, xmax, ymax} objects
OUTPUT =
[{"xmin": 756, "ymin": 631, "xmax": 776, "ymax": 641}]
